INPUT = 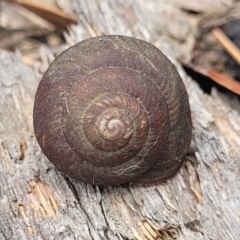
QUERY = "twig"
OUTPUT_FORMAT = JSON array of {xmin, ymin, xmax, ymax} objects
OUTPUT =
[
  {"xmin": 207, "ymin": 69, "xmax": 240, "ymax": 95},
  {"xmin": 8, "ymin": 0, "xmax": 78, "ymax": 29},
  {"xmin": 212, "ymin": 28, "xmax": 240, "ymax": 65}
]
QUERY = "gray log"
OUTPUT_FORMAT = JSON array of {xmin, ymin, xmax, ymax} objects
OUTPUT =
[{"xmin": 0, "ymin": 0, "xmax": 239, "ymax": 239}]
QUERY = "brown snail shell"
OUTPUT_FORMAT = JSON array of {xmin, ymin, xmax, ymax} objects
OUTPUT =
[{"xmin": 33, "ymin": 35, "xmax": 192, "ymax": 185}]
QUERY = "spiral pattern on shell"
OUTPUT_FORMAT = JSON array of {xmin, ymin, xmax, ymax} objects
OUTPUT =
[{"xmin": 33, "ymin": 35, "xmax": 192, "ymax": 185}]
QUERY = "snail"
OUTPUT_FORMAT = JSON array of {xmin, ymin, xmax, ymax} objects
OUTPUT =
[{"xmin": 33, "ymin": 35, "xmax": 192, "ymax": 185}]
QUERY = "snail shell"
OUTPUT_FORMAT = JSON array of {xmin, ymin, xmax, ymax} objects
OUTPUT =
[{"xmin": 33, "ymin": 35, "xmax": 192, "ymax": 185}]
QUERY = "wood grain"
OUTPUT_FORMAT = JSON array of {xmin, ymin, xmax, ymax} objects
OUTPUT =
[{"xmin": 0, "ymin": 0, "xmax": 240, "ymax": 239}]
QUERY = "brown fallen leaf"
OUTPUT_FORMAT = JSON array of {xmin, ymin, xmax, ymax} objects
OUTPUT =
[{"xmin": 8, "ymin": 0, "xmax": 78, "ymax": 29}]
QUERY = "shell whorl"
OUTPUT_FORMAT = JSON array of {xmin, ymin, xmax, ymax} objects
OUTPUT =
[{"xmin": 33, "ymin": 35, "xmax": 192, "ymax": 185}]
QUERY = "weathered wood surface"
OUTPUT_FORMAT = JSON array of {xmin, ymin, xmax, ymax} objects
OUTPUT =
[{"xmin": 1, "ymin": 0, "xmax": 240, "ymax": 239}]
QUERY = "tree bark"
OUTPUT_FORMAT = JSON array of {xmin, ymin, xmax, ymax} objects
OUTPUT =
[{"xmin": 0, "ymin": 0, "xmax": 240, "ymax": 239}]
